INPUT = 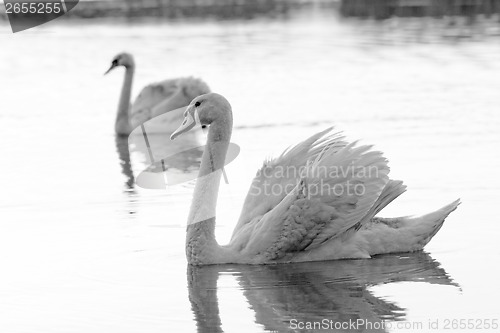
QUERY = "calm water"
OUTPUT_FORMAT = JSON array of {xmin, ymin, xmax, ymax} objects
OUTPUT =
[{"xmin": 1, "ymin": 7, "xmax": 500, "ymax": 333}]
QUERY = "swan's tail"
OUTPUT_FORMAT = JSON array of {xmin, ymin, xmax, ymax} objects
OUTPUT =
[
  {"xmin": 409, "ymin": 199, "xmax": 461, "ymax": 246},
  {"xmin": 364, "ymin": 199, "xmax": 461, "ymax": 256}
]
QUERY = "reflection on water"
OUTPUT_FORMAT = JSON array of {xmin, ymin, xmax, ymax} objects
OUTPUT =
[
  {"xmin": 115, "ymin": 135, "xmax": 135, "ymax": 190},
  {"xmin": 188, "ymin": 252, "xmax": 458, "ymax": 333}
]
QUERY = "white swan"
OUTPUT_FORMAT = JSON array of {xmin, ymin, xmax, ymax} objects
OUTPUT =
[
  {"xmin": 171, "ymin": 93, "xmax": 460, "ymax": 265},
  {"xmin": 105, "ymin": 52, "xmax": 210, "ymax": 135}
]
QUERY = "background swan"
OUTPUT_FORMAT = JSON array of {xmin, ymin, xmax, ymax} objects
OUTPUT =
[
  {"xmin": 105, "ymin": 52, "xmax": 210, "ymax": 135},
  {"xmin": 171, "ymin": 93, "xmax": 460, "ymax": 265}
]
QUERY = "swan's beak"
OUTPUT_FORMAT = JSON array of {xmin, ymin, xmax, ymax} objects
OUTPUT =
[
  {"xmin": 171, "ymin": 108, "xmax": 196, "ymax": 140},
  {"xmin": 104, "ymin": 63, "xmax": 117, "ymax": 75}
]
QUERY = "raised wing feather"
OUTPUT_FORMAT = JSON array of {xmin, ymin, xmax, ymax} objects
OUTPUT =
[
  {"xmin": 229, "ymin": 128, "xmax": 390, "ymax": 261},
  {"xmin": 232, "ymin": 128, "xmax": 348, "ymax": 237}
]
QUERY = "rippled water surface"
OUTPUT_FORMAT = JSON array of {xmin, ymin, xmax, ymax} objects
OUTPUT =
[{"xmin": 1, "ymin": 7, "xmax": 500, "ymax": 333}]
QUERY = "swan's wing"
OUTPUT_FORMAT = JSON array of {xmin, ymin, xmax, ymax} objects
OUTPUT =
[
  {"xmin": 295, "ymin": 143, "xmax": 390, "ymax": 250},
  {"xmin": 130, "ymin": 78, "xmax": 210, "ymax": 129},
  {"xmin": 130, "ymin": 80, "xmax": 179, "ymax": 126},
  {"xmin": 232, "ymin": 128, "xmax": 348, "ymax": 236},
  {"xmin": 173, "ymin": 77, "xmax": 211, "ymax": 101},
  {"xmin": 230, "ymin": 130, "xmax": 390, "ymax": 260},
  {"xmin": 132, "ymin": 79, "xmax": 179, "ymax": 111},
  {"xmin": 129, "ymin": 81, "xmax": 175, "ymax": 129},
  {"xmin": 132, "ymin": 77, "xmax": 210, "ymax": 114}
]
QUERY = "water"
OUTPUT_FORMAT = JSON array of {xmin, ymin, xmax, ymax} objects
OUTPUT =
[{"xmin": 1, "ymin": 6, "xmax": 500, "ymax": 333}]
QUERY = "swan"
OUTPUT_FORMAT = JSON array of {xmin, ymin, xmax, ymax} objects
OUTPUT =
[
  {"xmin": 171, "ymin": 93, "xmax": 460, "ymax": 265},
  {"xmin": 105, "ymin": 52, "xmax": 210, "ymax": 136}
]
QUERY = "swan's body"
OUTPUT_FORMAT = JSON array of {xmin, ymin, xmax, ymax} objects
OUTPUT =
[
  {"xmin": 171, "ymin": 93, "xmax": 460, "ymax": 266},
  {"xmin": 105, "ymin": 52, "xmax": 210, "ymax": 136}
]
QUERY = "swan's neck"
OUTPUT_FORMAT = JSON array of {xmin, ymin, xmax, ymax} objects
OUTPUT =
[
  {"xmin": 186, "ymin": 117, "xmax": 232, "ymax": 265},
  {"xmin": 115, "ymin": 65, "xmax": 134, "ymax": 136}
]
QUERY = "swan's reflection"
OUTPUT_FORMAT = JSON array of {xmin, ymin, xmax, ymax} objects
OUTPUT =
[
  {"xmin": 115, "ymin": 135, "xmax": 135, "ymax": 190},
  {"xmin": 188, "ymin": 252, "xmax": 458, "ymax": 333}
]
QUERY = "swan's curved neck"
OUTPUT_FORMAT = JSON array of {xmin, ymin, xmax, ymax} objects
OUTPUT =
[
  {"xmin": 115, "ymin": 65, "xmax": 134, "ymax": 136},
  {"xmin": 186, "ymin": 114, "xmax": 232, "ymax": 265}
]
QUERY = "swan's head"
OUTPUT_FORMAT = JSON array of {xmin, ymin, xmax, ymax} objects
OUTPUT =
[
  {"xmin": 171, "ymin": 93, "xmax": 232, "ymax": 140},
  {"xmin": 104, "ymin": 52, "xmax": 135, "ymax": 75}
]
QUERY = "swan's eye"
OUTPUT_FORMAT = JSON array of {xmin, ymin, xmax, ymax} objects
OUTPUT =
[
  {"xmin": 112, "ymin": 59, "xmax": 118, "ymax": 66},
  {"xmin": 194, "ymin": 101, "xmax": 201, "ymax": 107}
]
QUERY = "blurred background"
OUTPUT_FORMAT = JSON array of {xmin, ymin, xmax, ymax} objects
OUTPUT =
[{"xmin": 1, "ymin": 1, "xmax": 500, "ymax": 332}]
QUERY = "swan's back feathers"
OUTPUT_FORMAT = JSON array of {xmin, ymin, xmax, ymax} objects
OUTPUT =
[
  {"xmin": 177, "ymin": 77, "xmax": 211, "ymax": 101},
  {"xmin": 230, "ymin": 128, "xmax": 391, "ymax": 261},
  {"xmin": 132, "ymin": 79, "xmax": 178, "ymax": 114},
  {"xmin": 133, "ymin": 77, "xmax": 210, "ymax": 110},
  {"xmin": 232, "ymin": 128, "xmax": 348, "ymax": 236},
  {"xmin": 318, "ymin": 179, "xmax": 407, "ymax": 245},
  {"xmin": 130, "ymin": 77, "xmax": 210, "ymax": 130},
  {"xmin": 299, "ymin": 143, "xmax": 390, "ymax": 249}
]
